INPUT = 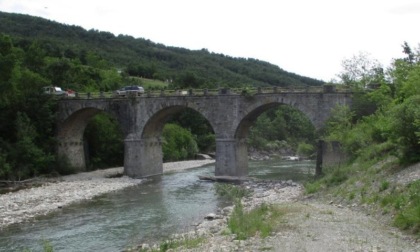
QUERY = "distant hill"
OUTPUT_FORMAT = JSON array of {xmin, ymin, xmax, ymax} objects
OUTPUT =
[{"xmin": 0, "ymin": 11, "xmax": 324, "ymax": 88}]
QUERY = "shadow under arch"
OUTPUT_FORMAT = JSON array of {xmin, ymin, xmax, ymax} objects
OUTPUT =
[
  {"xmin": 124, "ymin": 105, "xmax": 215, "ymax": 178},
  {"xmin": 233, "ymin": 101, "xmax": 317, "ymax": 176},
  {"xmin": 57, "ymin": 107, "xmax": 122, "ymax": 173}
]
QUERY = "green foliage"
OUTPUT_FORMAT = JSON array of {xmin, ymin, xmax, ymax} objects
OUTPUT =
[
  {"xmin": 0, "ymin": 148, "xmax": 12, "ymax": 178},
  {"xmin": 167, "ymin": 108, "xmax": 215, "ymax": 153},
  {"xmin": 228, "ymin": 202, "xmax": 285, "ymax": 240},
  {"xmin": 248, "ymin": 106, "xmax": 316, "ymax": 153},
  {"xmin": 304, "ymin": 180, "xmax": 322, "ymax": 194},
  {"xmin": 214, "ymin": 183, "xmax": 283, "ymax": 240},
  {"xmin": 382, "ymin": 181, "xmax": 420, "ymax": 235},
  {"xmin": 379, "ymin": 180, "xmax": 390, "ymax": 192},
  {"xmin": 338, "ymin": 51, "xmax": 384, "ymax": 90},
  {"xmin": 305, "ymin": 42, "xmax": 420, "ymax": 237},
  {"xmin": 42, "ymin": 240, "xmax": 54, "ymax": 252},
  {"xmin": 162, "ymin": 123, "xmax": 199, "ymax": 161},
  {"xmin": 296, "ymin": 142, "xmax": 315, "ymax": 158},
  {"xmin": 214, "ymin": 183, "xmax": 252, "ymax": 201},
  {"xmin": 0, "ymin": 12, "xmax": 324, "ymax": 89},
  {"xmin": 84, "ymin": 113, "xmax": 124, "ymax": 169},
  {"xmin": 389, "ymin": 95, "xmax": 420, "ymax": 163},
  {"xmin": 153, "ymin": 236, "xmax": 205, "ymax": 252},
  {"xmin": 12, "ymin": 112, "xmax": 54, "ymax": 179}
]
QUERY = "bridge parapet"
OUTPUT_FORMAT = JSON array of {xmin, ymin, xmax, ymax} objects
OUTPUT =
[{"xmin": 58, "ymin": 86, "xmax": 351, "ymax": 100}]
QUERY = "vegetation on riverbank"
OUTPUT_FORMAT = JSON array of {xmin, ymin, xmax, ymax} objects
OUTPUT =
[
  {"xmin": 305, "ymin": 43, "xmax": 420, "ymax": 237},
  {"xmin": 215, "ymin": 183, "xmax": 287, "ymax": 240}
]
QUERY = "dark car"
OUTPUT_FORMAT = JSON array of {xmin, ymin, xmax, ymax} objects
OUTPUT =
[{"xmin": 114, "ymin": 86, "xmax": 145, "ymax": 97}]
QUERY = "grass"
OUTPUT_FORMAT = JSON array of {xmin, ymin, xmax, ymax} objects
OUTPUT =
[
  {"xmin": 157, "ymin": 236, "xmax": 206, "ymax": 252},
  {"xmin": 139, "ymin": 78, "xmax": 169, "ymax": 90},
  {"xmin": 390, "ymin": 180, "xmax": 420, "ymax": 234},
  {"xmin": 228, "ymin": 202, "xmax": 285, "ymax": 240},
  {"xmin": 214, "ymin": 182, "xmax": 251, "ymax": 201},
  {"xmin": 214, "ymin": 182, "xmax": 289, "ymax": 240},
  {"xmin": 136, "ymin": 236, "xmax": 206, "ymax": 252}
]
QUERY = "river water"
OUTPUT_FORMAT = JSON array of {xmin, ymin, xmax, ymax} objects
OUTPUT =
[{"xmin": 0, "ymin": 159, "xmax": 314, "ymax": 252}]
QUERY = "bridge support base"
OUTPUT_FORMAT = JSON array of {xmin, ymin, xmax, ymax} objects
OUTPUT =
[
  {"xmin": 57, "ymin": 139, "xmax": 86, "ymax": 172},
  {"xmin": 124, "ymin": 137, "xmax": 163, "ymax": 178},
  {"xmin": 215, "ymin": 138, "xmax": 248, "ymax": 177}
]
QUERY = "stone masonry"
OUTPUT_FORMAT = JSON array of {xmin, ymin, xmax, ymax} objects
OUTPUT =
[{"xmin": 57, "ymin": 90, "xmax": 352, "ymax": 178}]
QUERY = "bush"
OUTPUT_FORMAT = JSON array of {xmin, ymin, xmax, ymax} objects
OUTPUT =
[
  {"xmin": 389, "ymin": 95, "xmax": 420, "ymax": 163},
  {"xmin": 214, "ymin": 183, "xmax": 251, "ymax": 201},
  {"xmin": 162, "ymin": 123, "xmax": 198, "ymax": 161},
  {"xmin": 296, "ymin": 142, "xmax": 315, "ymax": 158}
]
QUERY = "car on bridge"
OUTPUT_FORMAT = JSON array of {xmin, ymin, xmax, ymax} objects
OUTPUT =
[
  {"xmin": 42, "ymin": 86, "xmax": 76, "ymax": 97},
  {"xmin": 114, "ymin": 85, "xmax": 145, "ymax": 97}
]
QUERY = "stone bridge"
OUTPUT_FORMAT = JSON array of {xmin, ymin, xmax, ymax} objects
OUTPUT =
[{"xmin": 56, "ymin": 87, "xmax": 352, "ymax": 178}]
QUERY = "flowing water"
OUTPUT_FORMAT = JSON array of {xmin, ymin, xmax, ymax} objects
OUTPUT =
[{"xmin": 0, "ymin": 159, "xmax": 314, "ymax": 252}]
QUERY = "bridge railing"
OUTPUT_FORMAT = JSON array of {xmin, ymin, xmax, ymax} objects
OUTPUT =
[{"xmin": 60, "ymin": 85, "xmax": 351, "ymax": 100}]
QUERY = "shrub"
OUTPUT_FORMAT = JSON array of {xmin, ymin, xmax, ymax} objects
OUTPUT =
[
  {"xmin": 162, "ymin": 123, "xmax": 198, "ymax": 161},
  {"xmin": 214, "ymin": 183, "xmax": 251, "ymax": 201}
]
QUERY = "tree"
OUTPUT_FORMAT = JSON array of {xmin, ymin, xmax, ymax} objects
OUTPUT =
[
  {"xmin": 167, "ymin": 108, "xmax": 215, "ymax": 153},
  {"xmin": 162, "ymin": 123, "xmax": 198, "ymax": 161},
  {"xmin": 84, "ymin": 113, "xmax": 124, "ymax": 169},
  {"xmin": 389, "ymin": 95, "xmax": 420, "ymax": 163},
  {"xmin": 338, "ymin": 51, "xmax": 384, "ymax": 89},
  {"xmin": 248, "ymin": 106, "xmax": 316, "ymax": 153},
  {"xmin": 12, "ymin": 112, "xmax": 53, "ymax": 179}
]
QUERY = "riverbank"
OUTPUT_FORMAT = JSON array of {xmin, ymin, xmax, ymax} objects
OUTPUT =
[
  {"xmin": 133, "ymin": 180, "xmax": 419, "ymax": 252},
  {"xmin": 129, "ymin": 160, "xmax": 420, "ymax": 252},
  {"xmin": 0, "ymin": 160, "xmax": 214, "ymax": 229}
]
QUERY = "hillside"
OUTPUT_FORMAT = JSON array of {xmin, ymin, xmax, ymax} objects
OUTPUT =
[{"xmin": 0, "ymin": 11, "xmax": 324, "ymax": 88}]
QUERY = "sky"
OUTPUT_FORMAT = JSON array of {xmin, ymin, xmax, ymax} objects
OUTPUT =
[{"xmin": 1, "ymin": 0, "xmax": 420, "ymax": 81}]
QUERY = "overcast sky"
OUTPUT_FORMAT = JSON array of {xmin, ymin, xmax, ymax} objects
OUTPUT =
[{"xmin": 1, "ymin": 0, "xmax": 419, "ymax": 81}]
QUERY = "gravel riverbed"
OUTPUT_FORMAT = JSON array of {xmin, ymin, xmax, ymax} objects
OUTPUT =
[{"xmin": 0, "ymin": 160, "xmax": 214, "ymax": 229}]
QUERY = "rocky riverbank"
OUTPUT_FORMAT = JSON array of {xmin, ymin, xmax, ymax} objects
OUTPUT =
[
  {"xmin": 0, "ymin": 160, "xmax": 214, "ymax": 229},
  {"xmin": 132, "ymin": 179, "xmax": 419, "ymax": 252}
]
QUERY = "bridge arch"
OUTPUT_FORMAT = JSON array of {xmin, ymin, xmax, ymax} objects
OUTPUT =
[
  {"xmin": 124, "ymin": 104, "xmax": 216, "ymax": 178},
  {"xmin": 226, "ymin": 101, "xmax": 317, "ymax": 177},
  {"xmin": 57, "ymin": 107, "xmax": 108, "ymax": 171}
]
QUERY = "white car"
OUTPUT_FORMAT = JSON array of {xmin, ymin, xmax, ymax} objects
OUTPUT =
[
  {"xmin": 114, "ymin": 86, "xmax": 145, "ymax": 97},
  {"xmin": 42, "ymin": 86, "xmax": 76, "ymax": 97}
]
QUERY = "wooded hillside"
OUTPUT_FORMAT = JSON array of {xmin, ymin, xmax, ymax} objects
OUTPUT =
[{"xmin": 0, "ymin": 11, "xmax": 324, "ymax": 89}]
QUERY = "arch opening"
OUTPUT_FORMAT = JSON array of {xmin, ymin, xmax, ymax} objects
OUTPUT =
[
  {"xmin": 57, "ymin": 108, "xmax": 124, "ymax": 173},
  {"xmin": 236, "ymin": 102, "xmax": 317, "ymax": 164},
  {"xmin": 84, "ymin": 112, "xmax": 124, "ymax": 170}
]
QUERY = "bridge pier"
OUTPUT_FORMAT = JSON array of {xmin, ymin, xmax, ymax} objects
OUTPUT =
[
  {"xmin": 57, "ymin": 139, "xmax": 86, "ymax": 172},
  {"xmin": 215, "ymin": 138, "xmax": 248, "ymax": 177},
  {"xmin": 124, "ymin": 137, "xmax": 163, "ymax": 178}
]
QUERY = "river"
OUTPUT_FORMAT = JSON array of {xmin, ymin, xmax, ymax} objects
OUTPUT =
[{"xmin": 0, "ymin": 159, "xmax": 314, "ymax": 252}]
